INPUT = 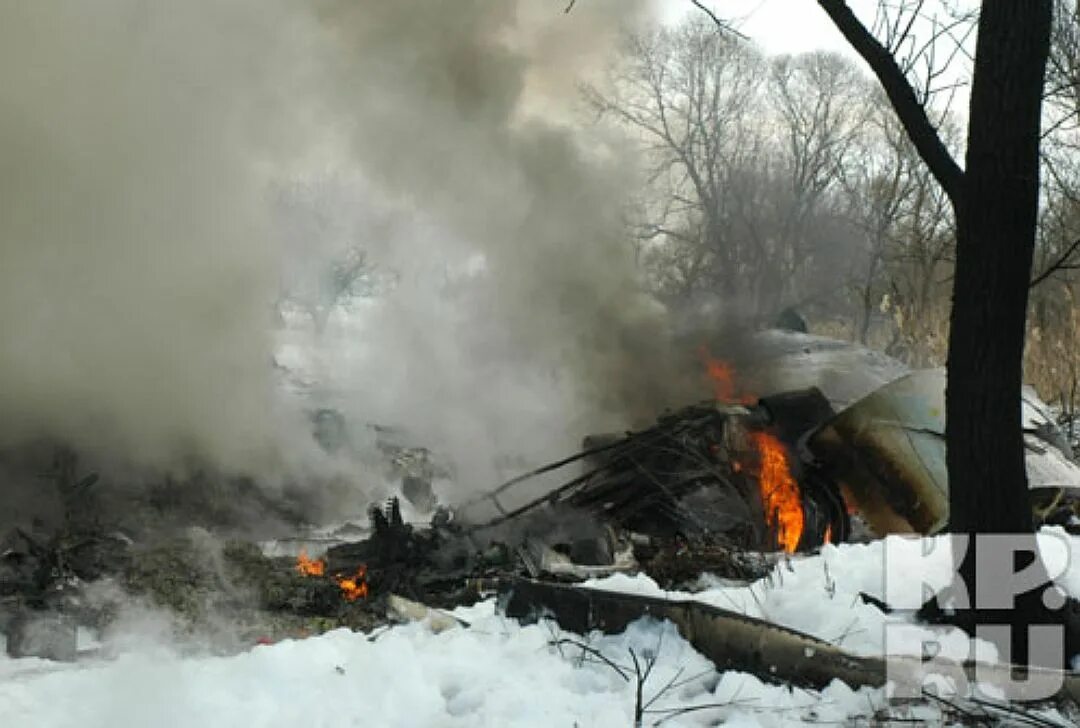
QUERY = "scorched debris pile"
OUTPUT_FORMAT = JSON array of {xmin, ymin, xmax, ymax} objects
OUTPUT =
[
  {"xmin": 455, "ymin": 388, "xmax": 844, "ymax": 555},
  {"xmin": 4, "ymin": 333, "xmax": 1080, "ymax": 698}
]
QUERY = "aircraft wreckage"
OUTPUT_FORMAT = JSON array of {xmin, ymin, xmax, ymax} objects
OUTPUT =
[
  {"xmin": 5, "ymin": 330, "xmax": 1080, "ymax": 683},
  {"xmin": 452, "ymin": 330, "xmax": 1080, "ymax": 553}
]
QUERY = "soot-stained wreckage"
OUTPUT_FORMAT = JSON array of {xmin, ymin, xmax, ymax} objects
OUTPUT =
[
  {"xmin": 4, "ymin": 331, "xmax": 1080, "ymax": 701},
  {"xmin": 454, "ymin": 331, "xmax": 1080, "ymax": 555}
]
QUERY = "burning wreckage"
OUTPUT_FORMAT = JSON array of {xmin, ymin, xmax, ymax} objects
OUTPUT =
[
  {"xmin": 4, "ymin": 332, "xmax": 1080, "ymax": 697},
  {"xmin": 452, "ymin": 332, "xmax": 1080, "ymax": 554}
]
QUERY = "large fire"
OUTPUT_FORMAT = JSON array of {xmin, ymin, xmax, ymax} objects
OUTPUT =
[
  {"xmin": 295, "ymin": 549, "xmax": 368, "ymax": 601},
  {"xmin": 698, "ymin": 350, "xmax": 805, "ymax": 552},
  {"xmin": 750, "ymin": 431, "xmax": 805, "ymax": 553}
]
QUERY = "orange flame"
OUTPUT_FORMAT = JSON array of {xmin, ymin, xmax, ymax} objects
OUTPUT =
[
  {"xmin": 296, "ymin": 549, "xmax": 326, "ymax": 576},
  {"xmin": 823, "ymin": 524, "xmax": 833, "ymax": 545},
  {"xmin": 699, "ymin": 348, "xmax": 754, "ymax": 404},
  {"xmin": 296, "ymin": 550, "xmax": 369, "ymax": 601},
  {"xmin": 334, "ymin": 566, "xmax": 369, "ymax": 601},
  {"xmin": 751, "ymin": 431, "xmax": 804, "ymax": 553}
]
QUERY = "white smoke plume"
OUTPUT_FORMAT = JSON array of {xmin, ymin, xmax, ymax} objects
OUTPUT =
[{"xmin": 0, "ymin": 0, "xmax": 691, "ymax": 501}]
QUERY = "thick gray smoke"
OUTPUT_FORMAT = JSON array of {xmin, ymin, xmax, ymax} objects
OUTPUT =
[
  {"xmin": 0, "ymin": 1, "xmax": 326, "ymax": 473},
  {"xmin": 0, "ymin": 0, "xmax": 690, "ymax": 497},
  {"xmin": 302, "ymin": 0, "xmax": 701, "ymax": 488}
]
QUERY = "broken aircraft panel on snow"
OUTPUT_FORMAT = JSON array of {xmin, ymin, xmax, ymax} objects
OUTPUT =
[{"xmin": 809, "ymin": 368, "xmax": 1080, "ymax": 535}]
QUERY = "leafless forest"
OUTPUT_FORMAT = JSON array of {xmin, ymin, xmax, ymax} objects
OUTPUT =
[{"xmin": 580, "ymin": 6, "xmax": 1080, "ymax": 425}]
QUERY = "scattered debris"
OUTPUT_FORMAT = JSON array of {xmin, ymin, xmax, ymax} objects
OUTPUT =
[
  {"xmin": 455, "ymin": 390, "xmax": 844, "ymax": 555},
  {"xmin": 500, "ymin": 578, "xmax": 1080, "ymax": 703},
  {"xmin": 455, "ymin": 360, "xmax": 1080, "ymax": 548},
  {"xmin": 501, "ymin": 577, "xmax": 877, "ymax": 691},
  {"xmin": 7, "ymin": 353, "xmax": 1080, "ymax": 663},
  {"xmin": 385, "ymin": 594, "xmax": 464, "ymax": 633},
  {"xmin": 4, "ymin": 332, "xmax": 1080, "ymax": 723}
]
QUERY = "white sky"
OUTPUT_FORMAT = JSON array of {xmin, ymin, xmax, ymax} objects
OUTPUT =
[
  {"xmin": 661, "ymin": 0, "xmax": 979, "ymax": 60},
  {"xmin": 661, "ymin": 0, "xmax": 976, "ymax": 115},
  {"xmin": 660, "ymin": 0, "xmax": 882, "ymax": 55}
]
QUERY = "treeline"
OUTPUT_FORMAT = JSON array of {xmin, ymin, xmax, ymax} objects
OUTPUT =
[{"xmin": 591, "ymin": 10, "xmax": 1080, "ymax": 418}]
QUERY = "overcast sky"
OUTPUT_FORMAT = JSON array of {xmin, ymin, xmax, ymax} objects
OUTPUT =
[
  {"xmin": 662, "ymin": 0, "xmax": 978, "ymax": 58},
  {"xmin": 662, "ymin": 0, "xmax": 977, "ymax": 115},
  {"xmin": 660, "ymin": 0, "xmax": 879, "ymax": 54}
]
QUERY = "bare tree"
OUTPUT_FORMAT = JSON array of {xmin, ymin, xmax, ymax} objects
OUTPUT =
[
  {"xmin": 1022, "ymin": 3, "xmax": 1080, "ymax": 428},
  {"xmin": 815, "ymin": 0, "xmax": 1064, "ymax": 663},
  {"xmin": 758, "ymin": 50, "xmax": 871, "ymax": 316},
  {"xmin": 301, "ymin": 245, "xmax": 377, "ymax": 333},
  {"xmin": 841, "ymin": 94, "xmax": 959, "ymax": 356},
  {"xmin": 588, "ymin": 20, "xmax": 868, "ymax": 323},
  {"xmin": 1036, "ymin": 0, "xmax": 1080, "ymax": 289},
  {"xmin": 584, "ymin": 19, "xmax": 766, "ymax": 310},
  {"xmin": 1045, "ymin": 0, "xmax": 1080, "ymax": 141},
  {"xmin": 840, "ymin": 91, "xmax": 921, "ymax": 345},
  {"xmin": 271, "ymin": 176, "xmax": 381, "ymax": 334}
]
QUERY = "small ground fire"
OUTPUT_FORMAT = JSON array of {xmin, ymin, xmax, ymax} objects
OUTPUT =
[
  {"xmin": 295, "ymin": 549, "xmax": 326, "ymax": 577},
  {"xmin": 334, "ymin": 567, "xmax": 369, "ymax": 601},
  {"xmin": 295, "ymin": 550, "xmax": 368, "ymax": 601}
]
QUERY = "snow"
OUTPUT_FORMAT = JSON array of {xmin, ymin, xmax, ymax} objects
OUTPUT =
[
  {"xmin": 587, "ymin": 536, "xmax": 991, "ymax": 662},
  {"xmin": 3, "ymin": 532, "xmax": 1079, "ymax": 727},
  {"xmin": 0, "ymin": 602, "xmax": 882, "ymax": 728},
  {"xmin": 589, "ymin": 529, "xmax": 1080, "ymax": 666}
]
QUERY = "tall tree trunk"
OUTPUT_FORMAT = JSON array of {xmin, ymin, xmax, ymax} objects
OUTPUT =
[
  {"xmin": 947, "ymin": 0, "xmax": 1054, "ymax": 663},
  {"xmin": 818, "ymin": 0, "xmax": 1074, "ymax": 668}
]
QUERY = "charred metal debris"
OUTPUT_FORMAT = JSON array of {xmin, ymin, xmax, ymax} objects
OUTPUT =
[{"xmin": 4, "ymin": 345, "xmax": 1080, "ymax": 709}]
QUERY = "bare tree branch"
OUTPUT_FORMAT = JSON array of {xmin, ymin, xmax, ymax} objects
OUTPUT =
[
  {"xmin": 817, "ymin": 0, "xmax": 964, "ymax": 207},
  {"xmin": 689, "ymin": 0, "xmax": 749, "ymax": 39},
  {"xmin": 1030, "ymin": 236, "xmax": 1080, "ymax": 287},
  {"xmin": 548, "ymin": 638, "xmax": 631, "ymax": 681}
]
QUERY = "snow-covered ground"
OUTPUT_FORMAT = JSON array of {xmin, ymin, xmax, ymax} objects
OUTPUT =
[
  {"xmin": 0, "ymin": 603, "xmax": 891, "ymax": 728},
  {"xmin": 589, "ymin": 528, "xmax": 1080, "ymax": 666},
  {"xmin": 2, "ymin": 532, "xmax": 1078, "ymax": 727}
]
